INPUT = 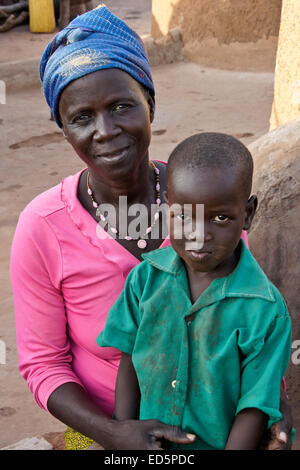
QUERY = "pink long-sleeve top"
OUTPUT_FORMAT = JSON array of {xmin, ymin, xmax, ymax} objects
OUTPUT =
[{"xmin": 10, "ymin": 168, "xmax": 248, "ymax": 416}]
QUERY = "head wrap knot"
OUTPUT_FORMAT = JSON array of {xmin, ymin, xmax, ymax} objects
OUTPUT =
[{"xmin": 40, "ymin": 4, "xmax": 154, "ymax": 127}]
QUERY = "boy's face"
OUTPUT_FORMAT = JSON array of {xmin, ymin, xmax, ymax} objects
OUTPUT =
[{"xmin": 166, "ymin": 166, "xmax": 257, "ymax": 274}]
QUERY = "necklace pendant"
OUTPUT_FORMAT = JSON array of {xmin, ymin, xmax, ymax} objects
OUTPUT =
[{"xmin": 137, "ymin": 239, "xmax": 147, "ymax": 249}]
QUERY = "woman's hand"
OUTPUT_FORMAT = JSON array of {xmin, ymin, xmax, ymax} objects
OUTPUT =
[
  {"xmin": 259, "ymin": 392, "xmax": 293, "ymax": 450},
  {"xmin": 104, "ymin": 419, "xmax": 195, "ymax": 450},
  {"xmin": 260, "ymin": 421, "xmax": 292, "ymax": 450},
  {"xmin": 48, "ymin": 383, "xmax": 195, "ymax": 451}
]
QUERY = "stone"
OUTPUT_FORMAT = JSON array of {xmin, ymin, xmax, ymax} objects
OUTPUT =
[
  {"xmin": 42, "ymin": 432, "xmax": 66, "ymax": 450},
  {"xmin": 248, "ymin": 119, "xmax": 300, "ymax": 417},
  {"xmin": 143, "ymin": 27, "xmax": 184, "ymax": 67},
  {"xmin": 1, "ymin": 437, "xmax": 53, "ymax": 450}
]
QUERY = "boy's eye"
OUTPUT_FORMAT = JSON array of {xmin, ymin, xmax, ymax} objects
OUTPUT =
[
  {"xmin": 176, "ymin": 213, "xmax": 191, "ymax": 222},
  {"xmin": 213, "ymin": 215, "xmax": 229, "ymax": 223}
]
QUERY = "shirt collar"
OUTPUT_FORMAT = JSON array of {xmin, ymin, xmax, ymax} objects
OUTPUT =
[
  {"xmin": 142, "ymin": 241, "xmax": 275, "ymax": 302},
  {"xmin": 142, "ymin": 245, "xmax": 183, "ymax": 275}
]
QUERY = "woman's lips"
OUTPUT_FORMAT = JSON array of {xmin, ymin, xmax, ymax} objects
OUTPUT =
[{"xmin": 98, "ymin": 146, "xmax": 129, "ymax": 163}]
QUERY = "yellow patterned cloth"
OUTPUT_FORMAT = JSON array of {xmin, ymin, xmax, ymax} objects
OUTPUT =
[{"xmin": 64, "ymin": 427, "xmax": 95, "ymax": 450}]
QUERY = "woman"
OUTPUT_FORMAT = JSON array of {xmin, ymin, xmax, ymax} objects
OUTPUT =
[{"xmin": 10, "ymin": 5, "xmax": 292, "ymax": 450}]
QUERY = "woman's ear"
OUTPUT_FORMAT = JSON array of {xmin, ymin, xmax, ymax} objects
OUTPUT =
[
  {"xmin": 62, "ymin": 126, "xmax": 69, "ymax": 142},
  {"xmin": 243, "ymin": 195, "xmax": 258, "ymax": 231},
  {"xmin": 141, "ymin": 85, "xmax": 155, "ymax": 123},
  {"xmin": 148, "ymin": 95, "xmax": 155, "ymax": 123}
]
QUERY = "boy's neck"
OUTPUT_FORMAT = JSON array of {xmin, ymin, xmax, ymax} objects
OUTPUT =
[{"xmin": 184, "ymin": 248, "xmax": 240, "ymax": 305}]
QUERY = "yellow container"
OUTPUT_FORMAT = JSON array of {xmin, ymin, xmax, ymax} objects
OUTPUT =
[{"xmin": 29, "ymin": 0, "xmax": 56, "ymax": 33}]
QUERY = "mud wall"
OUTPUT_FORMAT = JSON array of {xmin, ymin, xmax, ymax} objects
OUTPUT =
[
  {"xmin": 152, "ymin": 0, "xmax": 282, "ymax": 43},
  {"xmin": 270, "ymin": 0, "xmax": 300, "ymax": 129},
  {"xmin": 151, "ymin": 0, "xmax": 282, "ymax": 71}
]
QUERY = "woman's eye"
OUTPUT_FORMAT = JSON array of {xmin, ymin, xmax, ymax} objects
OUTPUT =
[
  {"xmin": 73, "ymin": 113, "xmax": 90, "ymax": 123},
  {"xmin": 113, "ymin": 104, "xmax": 130, "ymax": 112},
  {"xmin": 213, "ymin": 215, "xmax": 229, "ymax": 223}
]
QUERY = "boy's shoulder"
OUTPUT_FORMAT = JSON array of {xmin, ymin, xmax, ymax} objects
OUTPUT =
[
  {"xmin": 142, "ymin": 245, "xmax": 181, "ymax": 273},
  {"xmin": 226, "ymin": 241, "xmax": 289, "ymax": 316},
  {"xmin": 128, "ymin": 246, "xmax": 180, "ymax": 285}
]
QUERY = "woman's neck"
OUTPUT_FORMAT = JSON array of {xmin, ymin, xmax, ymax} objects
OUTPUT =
[{"xmin": 88, "ymin": 160, "xmax": 153, "ymax": 206}]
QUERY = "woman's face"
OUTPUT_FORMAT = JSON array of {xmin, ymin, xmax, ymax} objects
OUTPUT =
[{"xmin": 59, "ymin": 68, "xmax": 154, "ymax": 181}]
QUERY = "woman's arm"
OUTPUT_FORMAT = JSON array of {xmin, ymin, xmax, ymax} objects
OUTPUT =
[
  {"xmin": 225, "ymin": 408, "xmax": 268, "ymax": 450},
  {"xmin": 10, "ymin": 210, "xmax": 84, "ymax": 409},
  {"xmin": 47, "ymin": 382, "xmax": 195, "ymax": 450},
  {"xmin": 114, "ymin": 352, "xmax": 140, "ymax": 420}
]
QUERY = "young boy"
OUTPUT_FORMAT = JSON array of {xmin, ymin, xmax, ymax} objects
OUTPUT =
[{"xmin": 97, "ymin": 132, "xmax": 291, "ymax": 450}]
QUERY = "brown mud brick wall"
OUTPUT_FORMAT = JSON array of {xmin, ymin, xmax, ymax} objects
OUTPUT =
[
  {"xmin": 152, "ymin": 0, "xmax": 283, "ymax": 71},
  {"xmin": 270, "ymin": 0, "xmax": 300, "ymax": 129}
]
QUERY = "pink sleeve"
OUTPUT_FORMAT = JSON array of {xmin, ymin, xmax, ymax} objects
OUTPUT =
[{"xmin": 10, "ymin": 210, "xmax": 84, "ymax": 411}]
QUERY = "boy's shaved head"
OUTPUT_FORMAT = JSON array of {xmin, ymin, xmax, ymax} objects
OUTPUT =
[{"xmin": 167, "ymin": 132, "xmax": 254, "ymax": 200}]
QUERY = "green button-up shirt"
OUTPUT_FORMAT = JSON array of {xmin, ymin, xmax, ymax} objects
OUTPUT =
[{"xmin": 98, "ymin": 241, "xmax": 291, "ymax": 450}]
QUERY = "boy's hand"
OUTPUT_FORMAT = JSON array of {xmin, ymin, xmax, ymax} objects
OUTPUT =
[{"xmin": 106, "ymin": 419, "xmax": 195, "ymax": 450}]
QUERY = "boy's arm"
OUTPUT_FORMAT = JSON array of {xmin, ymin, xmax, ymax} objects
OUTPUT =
[
  {"xmin": 114, "ymin": 352, "xmax": 141, "ymax": 420},
  {"xmin": 225, "ymin": 408, "xmax": 268, "ymax": 450}
]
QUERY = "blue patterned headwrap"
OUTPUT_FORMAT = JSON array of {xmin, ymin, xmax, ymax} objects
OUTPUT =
[{"xmin": 40, "ymin": 4, "xmax": 155, "ymax": 127}]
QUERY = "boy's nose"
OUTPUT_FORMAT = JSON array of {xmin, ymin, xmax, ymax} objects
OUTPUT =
[
  {"xmin": 186, "ymin": 229, "xmax": 212, "ymax": 245},
  {"xmin": 187, "ymin": 231, "xmax": 196, "ymax": 240},
  {"xmin": 186, "ymin": 221, "xmax": 212, "ymax": 241}
]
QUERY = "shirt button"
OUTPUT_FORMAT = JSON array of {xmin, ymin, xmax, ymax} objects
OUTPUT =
[
  {"xmin": 186, "ymin": 314, "xmax": 194, "ymax": 326},
  {"xmin": 171, "ymin": 380, "xmax": 177, "ymax": 389}
]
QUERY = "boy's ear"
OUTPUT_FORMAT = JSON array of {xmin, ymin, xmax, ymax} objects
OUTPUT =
[
  {"xmin": 163, "ymin": 190, "xmax": 168, "ymax": 204},
  {"xmin": 243, "ymin": 195, "xmax": 258, "ymax": 230}
]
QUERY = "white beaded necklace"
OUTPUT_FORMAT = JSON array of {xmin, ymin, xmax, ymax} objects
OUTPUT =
[{"xmin": 87, "ymin": 161, "xmax": 161, "ymax": 249}]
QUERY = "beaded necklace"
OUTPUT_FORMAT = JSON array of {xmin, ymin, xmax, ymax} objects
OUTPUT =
[{"xmin": 87, "ymin": 161, "xmax": 161, "ymax": 249}]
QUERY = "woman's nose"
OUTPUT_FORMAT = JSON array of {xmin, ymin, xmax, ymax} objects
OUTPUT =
[{"xmin": 93, "ymin": 113, "xmax": 120, "ymax": 141}]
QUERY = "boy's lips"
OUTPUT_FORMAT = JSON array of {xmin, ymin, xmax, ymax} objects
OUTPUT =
[{"xmin": 187, "ymin": 250, "xmax": 211, "ymax": 261}]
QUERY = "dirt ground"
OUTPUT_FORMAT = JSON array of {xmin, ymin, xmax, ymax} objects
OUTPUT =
[{"xmin": 0, "ymin": 0, "xmax": 298, "ymax": 450}]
